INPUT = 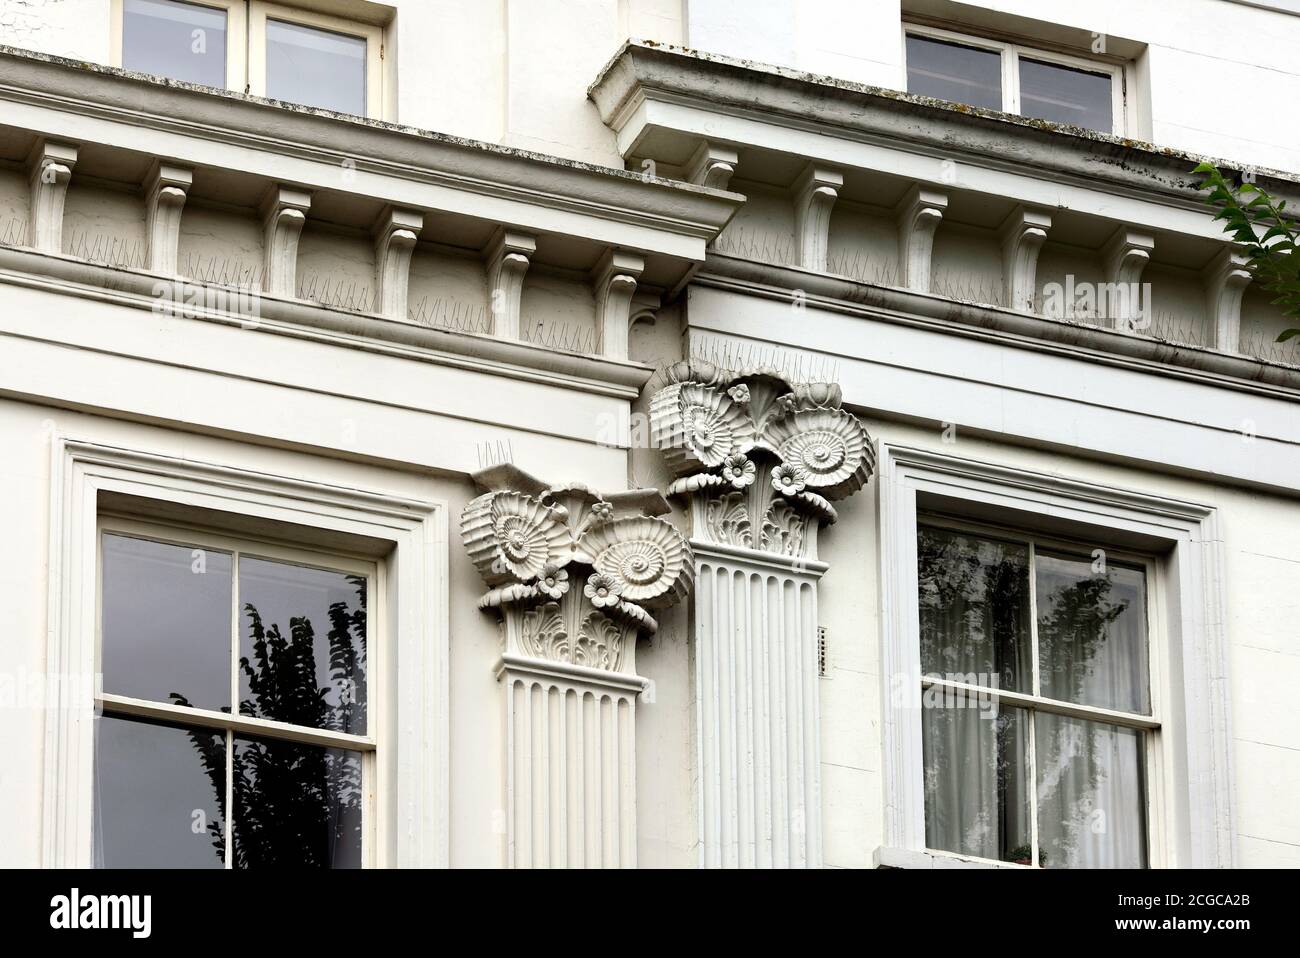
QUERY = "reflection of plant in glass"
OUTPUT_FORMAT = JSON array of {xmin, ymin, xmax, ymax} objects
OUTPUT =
[
  {"xmin": 1035, "ymin": 572, "xmax": 1129, "ymax": 867},
  {"xmin": 918, "ymin": 528, "xmax": 1138, "ymax": 865},
  {"xmin": 171, "ymin": 574, "xmax": 367, "ymax": 867},
  {"xmin": 917, "ymin": 528, "xmax": 1028, "ymax": 690},
  {"xmin": 1037, "ymin": 573, "xmax": 1127, "ymax": 704},
  {"xmin": 917, "ymin": 528, "xmax": 1031, "ymax": 862}
]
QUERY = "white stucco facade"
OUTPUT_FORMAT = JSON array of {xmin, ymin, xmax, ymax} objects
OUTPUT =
[{"xmin": 0, "ymin": 0, "xmax": 1297, "ymax": 869}]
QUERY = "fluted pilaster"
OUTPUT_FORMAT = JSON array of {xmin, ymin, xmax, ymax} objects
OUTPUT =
[
  {"xmin": 651, "ymin": 361, "xmax": 874, "ymax": 868},
  {"xmin": 461, "ymin": 464, "xmax": 693, "ymax": 868}
]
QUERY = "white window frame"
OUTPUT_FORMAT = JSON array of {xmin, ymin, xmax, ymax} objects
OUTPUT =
[
  {"xmin": 111, "ymin": 0, "xmax": 386, "ymax": 119},
  {"xmin": 913, "ymin": 512, "xmax": 1165, "ymax": 869},
  {"xmin": 95, "ymin": 515, "xmax": 381, "ymax": 868},
  {"xmin": 43, "ymin": 436, "xmax": 449, "ymax": 868},
  {"xmin": 877, "ymin": 443, "xmax": 1235, "ymax": 869},
  {"xmin": 903, "ymin": 22, "xmax": 1130, "ymax": 136},
  {"xmin": 110, "ymin": 0, "xmax": 248, "ymax": 93},
  {"xmin": 249, "ymin": 2, "xmax": 384, "ymax": 119}
]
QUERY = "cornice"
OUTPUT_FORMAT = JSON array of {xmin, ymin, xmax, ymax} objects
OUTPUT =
[
  {"xmin": 589, "ymin": 40, "xmax": 1300, "ymax": 212},
  {"xmin": 696, "ymin": 252, "xmax": 1300, "ymax": 399},
  {"xmin": 0, "ymin": 46, "xmax": 744, "ymax": 253},
  {"xmin": 0, "ymin": 245, "xmax": 653, "ymax": 399}
]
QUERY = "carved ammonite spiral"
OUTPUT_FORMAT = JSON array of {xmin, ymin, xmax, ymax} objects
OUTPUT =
[
  {"xmin": 460, "ymin": 490, "xmax": 569, "ymax": 585},
  {"xmin": 601, "ymin": 540, "xmax": 666, "ymax": 589},
  {"xmin": 676, "ymin": 383, "xmax": 752, "ymax": 469},
  {"xmin": 762, "ymin": 407, "xmax": 873, "ymax": 499},
  {"xmin": 781, "ymin": 429, "xmax": 848, "ymax": 479},
  {"xmin": 576, "ymin": 515, "xmax": 693, "ymax": 608},
  {"xmin": 494, "ymin": 515, "xmax": 552, "ymax": 580}
]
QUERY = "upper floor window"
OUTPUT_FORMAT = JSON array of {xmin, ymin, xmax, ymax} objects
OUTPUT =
[
  {"xmin": 94, "ymin": 520, "xmax": 375, "ymax": 868},
  {"xmin": 917, "ymin": 519, "xmax": 1155, "ymax": 868},
  {"xmin": 117, "ymin": 0, "xmax": 384, "ymax": 117},
  {"xmin": 904, "ymin": 25, "xmax": 1124, "ymax": 134}
]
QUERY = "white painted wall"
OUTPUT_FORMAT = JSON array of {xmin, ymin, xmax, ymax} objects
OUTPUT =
[{"xmin": 683, "ymin": 0, "xmax": 1300, "ymax": 172}]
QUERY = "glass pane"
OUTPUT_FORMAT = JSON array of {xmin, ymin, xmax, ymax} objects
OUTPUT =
[
  {"xmin": 93, "ymin": 714, "xmax": 226, "ymax": 868},
  {"xmin": 122, "ymin": 0, "xmax": 227, "ymax": 87},
  {"xmin": 1036, "ymin": 551, "xmax": 1150, "ymax": 713},
  {"xmin": 231, "ymin": 736, "xmax": 363, "ymax": 868},
  {"xmin": 918, "ymin": 525, "xmax": 1031, "ymax": 693},
  {"xmin": 1036, "ymin": 713, "xmax": 1147, "ymax": 868},
  {"xmin": 265, "ymin": 18, "xmax": 367, "ymax": 115},
  {"xmin": 101, "ymin": 533, "xmax": 232, "ymax": 711},
  {"xmin": 239, "ymin": 557, "xmax": 367, "ymax": 734},
  {"xmin": 906, "ymin": 35, "xmax": 1002, "ymax": 111},
  {"xmin": 1019, "ymin": 58, "xmax": 1113, "ymax": 132},
  {"xmin": 923, "ymin": 703, "xmax": 1032, "ymax": 863}
]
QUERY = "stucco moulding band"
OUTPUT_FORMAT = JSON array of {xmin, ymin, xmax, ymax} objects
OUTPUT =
[
  {"xmin": 0, "ymin": 46, "xmax": 745, "ymax": 289},
  {"xmin": 0, "ymin": 245, "xmax": 653, "ymax": 399},
  {"xmin": 698, "ymin": 252, "xmax": 1300, "ymax": 397},
  {"xmin": 588, "ymin": 40, "xmax": 1300, "ymax": 218}
]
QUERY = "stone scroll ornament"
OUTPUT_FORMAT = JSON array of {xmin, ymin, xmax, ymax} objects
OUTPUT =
[
  {"xmin": 461, "ymin": 465, "xmax": 693, "ymax": 676},
  {"xmin": 650, "ymin": 360, "xmax": 875, "ymax": 561}
]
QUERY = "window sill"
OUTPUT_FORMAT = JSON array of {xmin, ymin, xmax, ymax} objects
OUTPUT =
[{"xmin": 873, "ymin": 846, "xmax": 1034, "ymax": 870}]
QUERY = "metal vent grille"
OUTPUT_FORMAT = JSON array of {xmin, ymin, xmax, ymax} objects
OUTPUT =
[{"xmin": 817, "ymin": 627, "xmax": 827, "ymax": 677}]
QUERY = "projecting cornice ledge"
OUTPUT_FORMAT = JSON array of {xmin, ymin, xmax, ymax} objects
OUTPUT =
[
  {"xmin": 589, "ymin": 40, "xmax": 1300, "ymax": 212},
  {"xmin": 0, "ymin": 46, "xmax": 744, "ymax": 269}
]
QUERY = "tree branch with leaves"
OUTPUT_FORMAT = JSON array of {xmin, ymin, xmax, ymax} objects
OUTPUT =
[{"xmin": 1196, "ymin": 162, "xmax": 1300, "ymax": 340}]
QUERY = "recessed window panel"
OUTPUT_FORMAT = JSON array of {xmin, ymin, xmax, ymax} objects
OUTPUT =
[
  {"xmin": 918, "ymin": 526, "xmax": 1032, "ymax": 694},
  {"xmin": 231, "ymin": 736, "xmax": 363, "ymax": 868},
  {"xmin": 93, "ymin": 715, "xmax": 226, "ymax": 868},
  {"xmin": 923, "ymin": 704, "xmax": 1032, "ymax": 863},
  {"xmin": 265, "ymin": 18, "xmax": 367, "ymax": 115},
  {"xmin": 906, "ymin": 35, "xmax": 1002, "ymax": 111},
  {"xmin": 1036, "ymin": 713, "xmax": 1147, "ymax": 868},
  {"xmin": 239, "ymin": 557, "xmax": 368, "ymax": 734},
  {"xmin": 122, "ymin": 0, "xmax": 227, "ymax": 87},
  {"xmin": 101, "ymin": 533, "xmax": 232, "ymax": 711},
  {"xmin": 917, "ymin": 520, "xmax": 1151, "ymax": 867},
  {"xmin": 1019, "ymin": 58, "xmax": 1113, "ymax": 132},
  {"xmin": 1036, "ymin": 552, "xmax": 1150, "ymax": 713}
]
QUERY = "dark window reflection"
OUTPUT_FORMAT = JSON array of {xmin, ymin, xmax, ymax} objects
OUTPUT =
[
  {"xmin": 1036, "ymin": 713, "xmax": 1147, "ymax": 868},
  {"xmin": 1019, "ymin": 59, "xmax": 1113, "ymax": 132},
  {"xmin": 906, "ymin": 35, "xmax": 1003, "ymax": 111},
  {"xmin": 94, "ymin": 715, "xmax": 225, "ymax": 868},
  {"xmin": 102, "ymin": 534, "xmax": 232, "ymax": 711},
  {"xmin": 1035, "ymin": 552, "xmax": 1149, "ymax": 713},
  {"xmin": 239, "ymin": 558, "xmax": 368, "ymax": 735},
  {"xmin": 266, "ymin": 19, "xmax": 367, "ymax": 115},
  {"xmin": 122, "ymin": 0, "xmax": 227, "ymax": 87},
  {"xmin": 97, "ymin": 535, "xmax": 371, "ymax": 868},
  {"xmin": 918, "ymin": 526, "xmax": 1031, "ymax": 693},
  {"xmin": 232, "ymin": 736, "xmax": 363, "ymax": 868},
  {"xmin": 923, "ymin": 703, "xmax": 1032, "ymax": 863}
]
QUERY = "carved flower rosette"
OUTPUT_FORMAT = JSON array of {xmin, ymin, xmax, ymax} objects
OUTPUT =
[
  {"xmin": 651, "ymin": 360, "xmax": 875, "ymax": 559},
  {"xmin": 461, "ymin": 484, "xmax": 693, "ymax": 674}
]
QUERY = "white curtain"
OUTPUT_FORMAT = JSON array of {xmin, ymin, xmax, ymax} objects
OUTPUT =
[
  {"xmin": 918, "ymin": 528, "xmax": 1032, "ymax": 862},
  {"xmin": 918, "ymin": 529, "xmax": 1148, "ymax": 867},
  {"xmin": 1034, "ymin": 554, "xmax": 1148, "ymax": 868}
]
